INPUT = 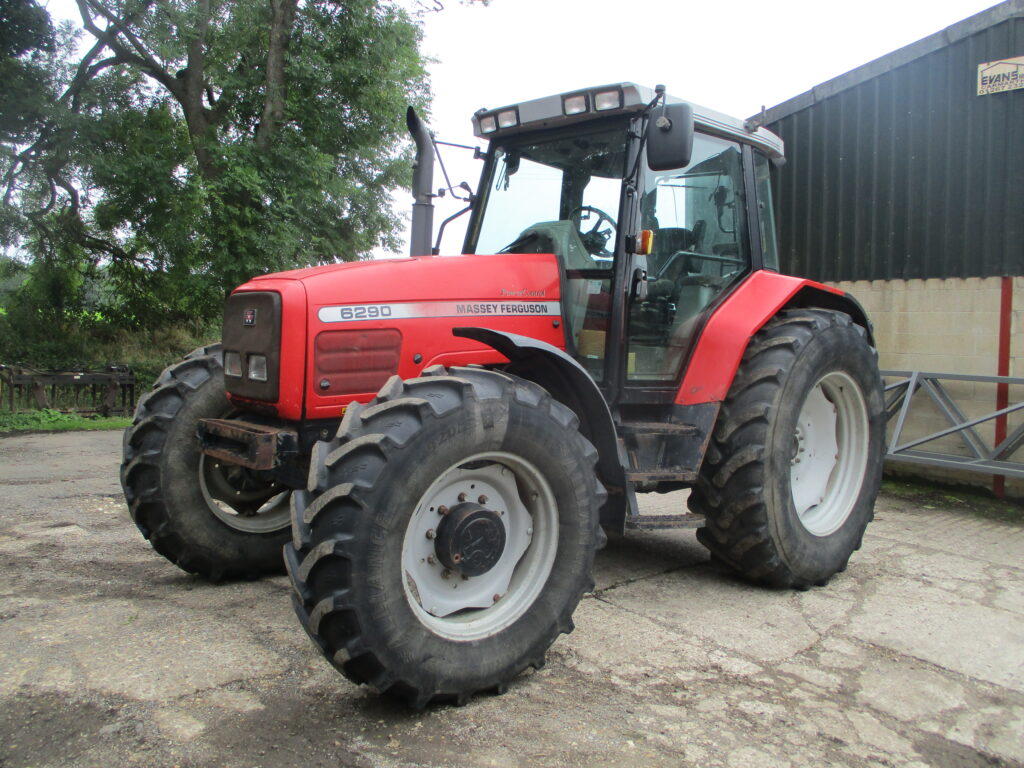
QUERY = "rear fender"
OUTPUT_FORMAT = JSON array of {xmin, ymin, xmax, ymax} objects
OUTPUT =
[
  {"xmin": 784, "ymin": 285, "xmax": 874, "ymax": 344},
  {"xmin": 452, "ymin": 328, "xmax": 626, "ymax": 527},
  {"xmin": 677, "ymin": 272, "xmax": 873, "ymax": 406}
]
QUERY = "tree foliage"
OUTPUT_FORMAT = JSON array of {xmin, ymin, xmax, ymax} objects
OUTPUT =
[
  {"xmin": 0, "ymin": 0, "xmax": 55, "ymax": 143},
  {"xmin": 0, "ymin": 0, "xmax": 428, "ymax": 349}
]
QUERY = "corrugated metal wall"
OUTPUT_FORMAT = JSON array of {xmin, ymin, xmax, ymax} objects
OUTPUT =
[{"xmin": 765, "ymin": 3, "xmax": 1024, "ymax": 282}]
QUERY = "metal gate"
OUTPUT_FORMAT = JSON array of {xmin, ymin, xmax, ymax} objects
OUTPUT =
[{"xmin": 883, "ymin": 370, "xmax": 1024, "ymax": 479}]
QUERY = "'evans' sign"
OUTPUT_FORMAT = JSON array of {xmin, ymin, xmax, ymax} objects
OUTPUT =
[{"xmin": 977, "ymin": 55, "xmax": 1024, "ymax": 95}]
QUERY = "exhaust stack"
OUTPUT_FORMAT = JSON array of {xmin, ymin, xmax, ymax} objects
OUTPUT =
[{"xmin": 406, "ymin": 107, "xmax": 434, "ymax": 257}]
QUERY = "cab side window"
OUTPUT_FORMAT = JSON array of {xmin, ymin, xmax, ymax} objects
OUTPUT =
[
  {"xmin": 626, "ymin": 134, "xmax": 750, "ymax": 382},
  {"xmin": 754, "ymin": 151, "xmax": 780, "ymax": 271}
]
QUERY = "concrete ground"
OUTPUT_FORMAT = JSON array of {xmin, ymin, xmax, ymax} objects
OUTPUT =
[{"xmin": 0, "ymin": 430, "xmax": 1022, "ymax": 768}]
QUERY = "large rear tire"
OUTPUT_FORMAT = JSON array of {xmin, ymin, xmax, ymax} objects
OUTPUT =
[
  {"xmin": 121, "ymin": 344, "xmax": 292, "ymax": 580},
  {"xmin": 689, "ymin": 309, "xmax": 884, "ymax": 588},
  {"xmin": 285, "ymin": 366, "xmax": 605, "ymax": 707}
]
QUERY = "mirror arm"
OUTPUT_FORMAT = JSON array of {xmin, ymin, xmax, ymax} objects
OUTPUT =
[{"xmin": 432, "ymin": 202, "xmax": 474, "ymax": 255}]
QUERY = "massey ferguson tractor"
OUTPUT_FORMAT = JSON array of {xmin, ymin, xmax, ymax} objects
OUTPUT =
[{"xmin": 121, "ymin": 83, "xmax": 884, "ymax": 707}]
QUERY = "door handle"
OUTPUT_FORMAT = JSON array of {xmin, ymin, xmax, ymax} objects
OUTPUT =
[{"xmin": 631, "ymin": 267, "xmax": 649, "ymax": 301}]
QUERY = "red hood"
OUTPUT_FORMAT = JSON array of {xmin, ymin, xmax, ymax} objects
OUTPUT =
[{"xmin": 247, "ymin": 253, "xmax": 561, "ymax": 305}]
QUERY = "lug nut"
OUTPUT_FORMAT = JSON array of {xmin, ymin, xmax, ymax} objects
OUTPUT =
[
  {"xmin": 457, "ymin": 493, "xmax": 467, "ymax": 502},
  {"xmin": 437, "ymin": 505, "xmax": 449, "ymax": 516},
  {"xmin": 426, "ymin": 528, "xmax": 436, "ymax": 539},
  {"xmin": 492, "ymin": 593, "xmax": 502, "ymax": 602},
  {"xmin": 478, "ymin": 494, "xmax": 488, "ymax": 505},
  {"xmin": 426, "ymin": 555, "xmax": 435, "ymax": 565},
  {"xmin": 442, "ymin": 569, "xmax": 451, "ymax": 580}
]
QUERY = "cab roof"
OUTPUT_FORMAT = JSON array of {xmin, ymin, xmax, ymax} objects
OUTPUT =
[{"xmin": 472, "ymin": 82, "xmax": 784, "ymax": 160}]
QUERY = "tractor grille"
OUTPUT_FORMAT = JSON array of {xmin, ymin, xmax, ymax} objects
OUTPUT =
[
  {"xmin": 222, "ymin": 291, "xmax": 282, "ymax": 402},
  {"xmin": 314, "ymin": 329, "xmax": 402, "ymax": 395}
]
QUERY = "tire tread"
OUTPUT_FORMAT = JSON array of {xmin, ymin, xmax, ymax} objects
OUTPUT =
[
  {"xmin": 286, "ymin": 366, "xmax": 603, "ymax": 707},
  {"xmin": 689, "ymin": 309, "xmax": 881, "ymax": 589}
]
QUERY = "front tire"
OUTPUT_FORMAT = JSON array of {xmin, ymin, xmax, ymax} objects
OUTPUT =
[
  {"xmin": 285, "ymin": 366, "xmax": 605, "ymax": 707},
  {"xmin": 689, "ymin": 309, "xmax": 884, "ymax": 588},
  {"xmin": 120, "ymin": 344, "xmax": 292, "ymax": 580}
]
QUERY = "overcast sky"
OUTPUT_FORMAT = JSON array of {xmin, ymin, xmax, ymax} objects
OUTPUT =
[
  {"xmin": 44, "ymin": 0, "xmax": 1006, "ymax": 256},
  {"xmin": 411, "ymin": 0, "xmax": 1002, "ymax": 256}
]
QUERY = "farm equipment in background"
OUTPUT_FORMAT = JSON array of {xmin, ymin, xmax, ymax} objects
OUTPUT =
[{"xmin": 2, "ymin": 364, "xmax": 134, "ymax": 416}]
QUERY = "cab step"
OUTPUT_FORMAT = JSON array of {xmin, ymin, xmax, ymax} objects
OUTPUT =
[
  {"xmin": 625, "ymin": 512, "xmax": 704, "ymax": 530},
  {"xmin": 624, "ymin": 467, "xmax": 698, "ymax": 483},
  {"xmin": 617, "ymin": 421, "xmax": 699, "ymax": 437}
]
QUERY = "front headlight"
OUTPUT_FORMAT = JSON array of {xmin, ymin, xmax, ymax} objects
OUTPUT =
[
  {"xmin": 248, "ymin": 354, "xmax": 268, "ymax": 382},
  {"xmin": 224, "ymin": 351, "xmax": 242, "ymax": 377}
]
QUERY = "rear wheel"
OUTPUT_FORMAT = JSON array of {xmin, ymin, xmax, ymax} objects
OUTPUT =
[
  {"xmin": 121, "ymin": 345, "xmax": 291, "ymax": 580},
  {"xmin": 286, "ymin": 366, "xmax": 605, "ymax": 707},
  {"xmin": 689, "ymin": 309, "xmax": 884, "ymax": 588}
]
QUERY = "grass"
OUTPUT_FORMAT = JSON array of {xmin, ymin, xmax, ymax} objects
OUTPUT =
[{"xmin": 0, "ymin": 409, "xmax": 132, "ymax": 434}]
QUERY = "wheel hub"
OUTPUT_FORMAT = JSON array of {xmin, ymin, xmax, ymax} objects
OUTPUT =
[
  {"xmin": 435, "ymin": 502, "xmax": 507, "ymax": 577},
  {"xmin": 790, "ymin": 372, "xmax": 870, "ymax": 537},
  {"xmin": 401, "ymin": 457, "xmax": 551, "ymax": 633}
]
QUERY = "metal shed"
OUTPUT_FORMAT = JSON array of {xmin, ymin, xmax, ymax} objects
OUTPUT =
[{"xmin": 763, "ymin": 0, "xmax": 1024, "ymax": 283}]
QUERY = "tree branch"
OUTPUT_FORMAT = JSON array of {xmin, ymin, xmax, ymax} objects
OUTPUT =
[
  {"xmin": 51, "ymin": 172, "xmax": 81, "ymax": 216},
  {"xmin": 255, "ymin": 0, "xmax": 299, "ymax": 150},
  {"xmin": 75, "ymin": 0, "xmax": 181, "ymax": 97}
]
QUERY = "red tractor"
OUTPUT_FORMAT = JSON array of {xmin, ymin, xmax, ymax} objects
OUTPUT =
[{"xmin": 121, "ymin": 83, "xmax": 884, "ymax": 707}]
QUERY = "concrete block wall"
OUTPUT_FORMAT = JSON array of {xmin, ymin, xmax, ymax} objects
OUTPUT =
[{"xmin": 832, "ymin": 277, "xmax": 1024, "ymax": 497}]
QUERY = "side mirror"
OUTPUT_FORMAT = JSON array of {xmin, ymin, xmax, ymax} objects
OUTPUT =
[{"xmin": 646, "ymin": 103, "xmax": 694, "ymax": 171}]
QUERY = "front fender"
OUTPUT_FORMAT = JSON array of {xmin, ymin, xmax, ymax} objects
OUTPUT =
[{"xmin": 452, "ymin": 327, "xmax": 626, "ymax": 526}]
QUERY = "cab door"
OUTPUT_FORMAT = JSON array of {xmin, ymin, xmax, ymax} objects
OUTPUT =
[{"xmin": 622, "ymin": 133, "xmax": 752, "ymax": 393}]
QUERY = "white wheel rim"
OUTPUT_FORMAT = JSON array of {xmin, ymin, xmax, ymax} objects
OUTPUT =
[
  {"xmin": 401, "ymin": 452, "xmax": 559, "ymax": 641},
  {"xmin": 199, "ymin": 455, "xmax": 291, "ymax": 534},
  {"xmin": 790, "ymin": 371, "xmax": 870, "ymax": 537}
]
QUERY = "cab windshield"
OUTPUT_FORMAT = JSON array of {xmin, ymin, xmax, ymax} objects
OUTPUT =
[{"xmin": 472, "ymin": 125, "xmax": 628, "ymax": 269}]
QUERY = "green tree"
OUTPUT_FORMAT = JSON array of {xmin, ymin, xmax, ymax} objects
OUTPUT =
[
  {"xmin": 0, "ymin": 0, "xmax": 55, "ymax": 144},
  {"xmin": 1, "ymin": 0, "xmax": 428, "ymax": 338}
]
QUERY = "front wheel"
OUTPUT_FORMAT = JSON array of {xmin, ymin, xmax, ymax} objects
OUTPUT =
[
  {"xmin": 689, "ymin": 309, "xmax": 885, "ymax": 588},
  {"xmin": 285, "ymin": 367, "xmax": 605, "ymax": 707},
  {"xmin": 120, "ymin": 344, "xmax": 292, "ymax": 580}
]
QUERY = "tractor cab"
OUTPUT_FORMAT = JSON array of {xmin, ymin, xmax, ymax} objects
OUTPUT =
[{"xmin": 459, "ymin": 84, "xmax": 783, "ymax": 398}]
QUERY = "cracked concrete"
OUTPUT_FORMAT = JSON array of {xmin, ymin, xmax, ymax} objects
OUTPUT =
[{"xmin": 1, "ymin": 430, "xmax": 1022, "ymax": 767}]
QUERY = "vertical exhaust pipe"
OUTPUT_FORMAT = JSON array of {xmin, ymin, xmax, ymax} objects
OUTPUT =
[{"xmin": 407, "ymin": 106, "xmax": 434, "ymax": 257}]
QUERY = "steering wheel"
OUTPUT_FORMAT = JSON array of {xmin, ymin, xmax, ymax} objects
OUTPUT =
[{"xmin": 569, "ymin": 206, "xmax": 617, "ymax": 257}]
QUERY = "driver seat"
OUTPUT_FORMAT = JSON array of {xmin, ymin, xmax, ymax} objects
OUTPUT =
[{"xmin": 501, "ymin": 220, "xmax": 595, "ymax": 271}]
